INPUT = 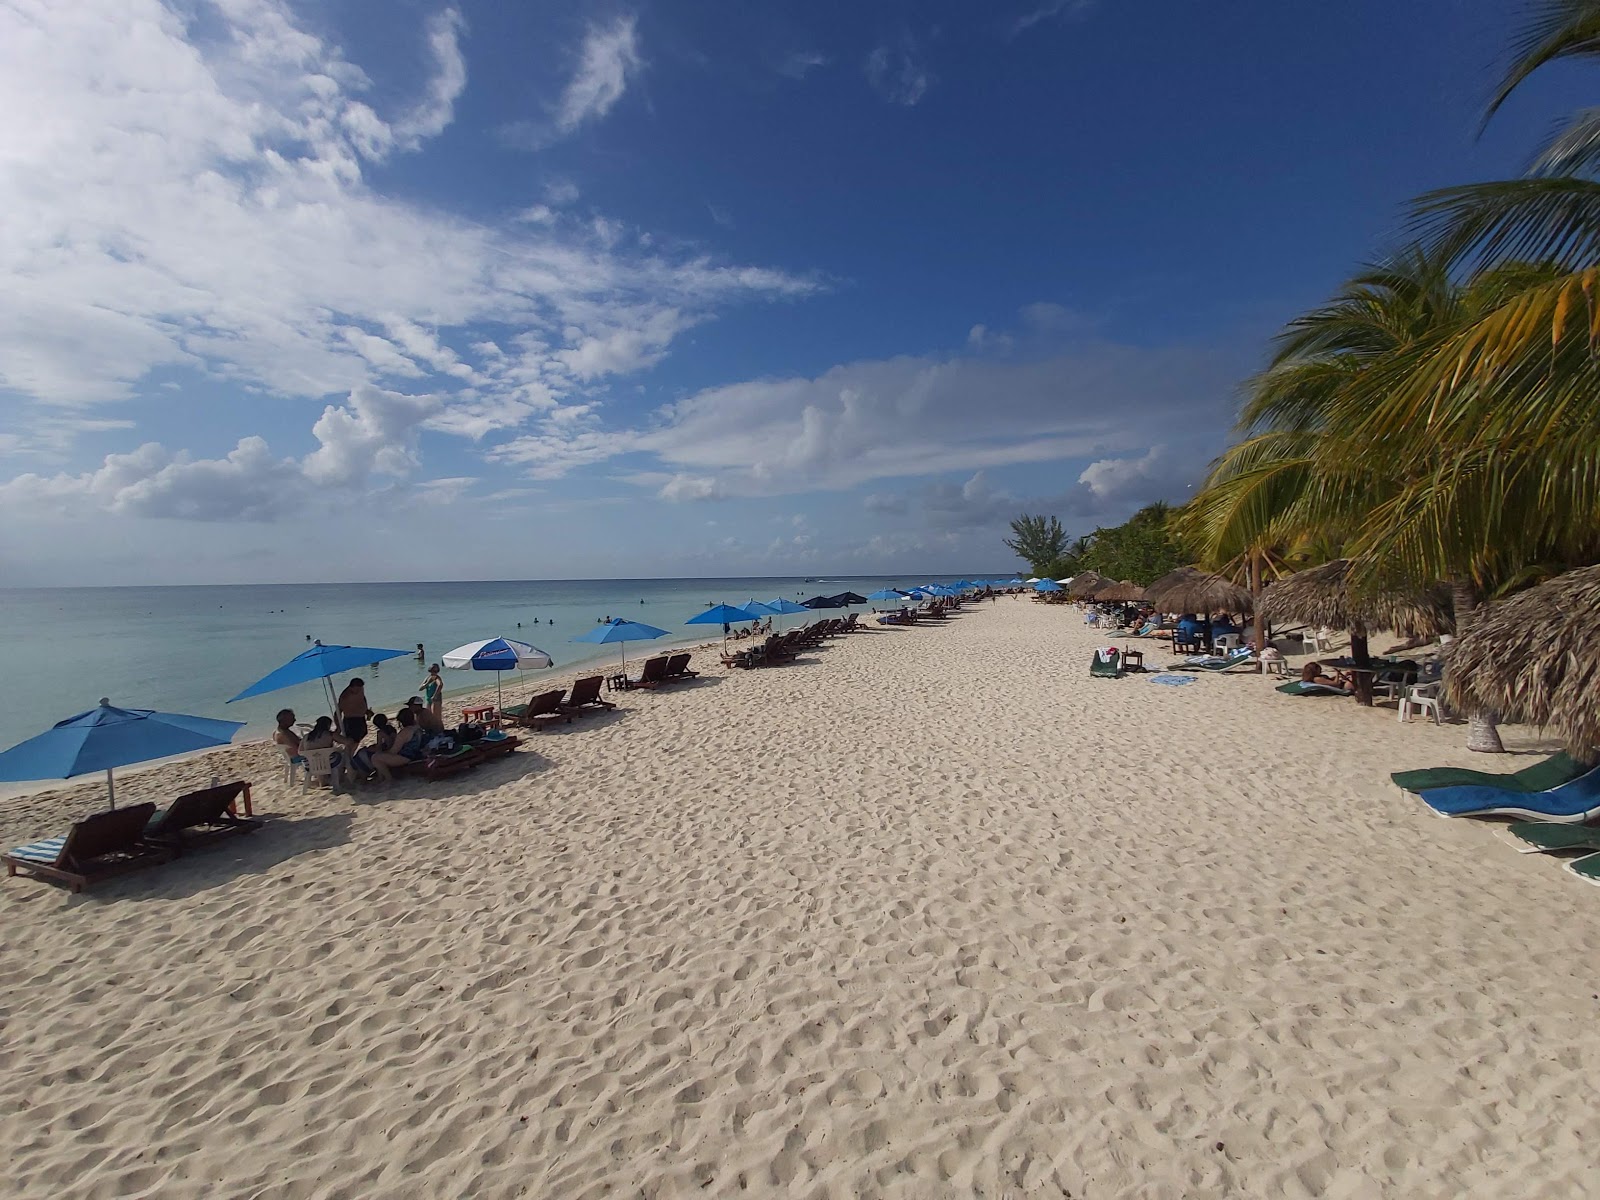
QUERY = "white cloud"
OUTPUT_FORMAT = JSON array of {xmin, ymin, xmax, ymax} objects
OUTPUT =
[
  {"xmin": 0, "ymin": 0, "xmax": 807, "ymax": 432},
  {"xmin": 556, "ymin": 16, "xmax": 642, "ymax": 136},
  {"xmin": 0, "ymin": 383, "xmax": 441, "ymax": 520},
  {"xmin": 394, "ymin": 8, "xmax": 468, "ymax": 145},
  {"xmin": 1077, "ymin": 445, "xmax": 1177, "ymax": 503},
  {"xmin": 302, "ymin": 384, "xmax": 441, "ymax": 487},
  {"xmin": 657, "ymin": 473, "xmax": 724, "ymax": 502},
  {"xmin": 1009, "ymin": 0, "xmax": 1098, "ymax": 36},
  {"xmin": 777, "ymin": 51, "xmax": 828, "ymax": 80},
  {"xmin": 865, "ymin": 36, "xmax": 933, "ymax": 107}
]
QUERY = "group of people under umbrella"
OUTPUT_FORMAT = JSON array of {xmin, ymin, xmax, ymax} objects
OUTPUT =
[{"xmin": 0, "ymin": 590, "xmax": 966, "ymax": 803}]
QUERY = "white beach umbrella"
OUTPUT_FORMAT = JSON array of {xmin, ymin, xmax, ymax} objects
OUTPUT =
[
  {"xmin": 442, "ymin": 637, "xmax": 553, "ymax": 706},
  {"xmin": 1026, "ymin": 577, "xmax": 1041, "ymax": 583}
]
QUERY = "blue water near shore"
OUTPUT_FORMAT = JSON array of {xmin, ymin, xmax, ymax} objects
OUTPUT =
[{"xmin": 0, "ymin": 575, "xmax": 993, "ymax": 752}]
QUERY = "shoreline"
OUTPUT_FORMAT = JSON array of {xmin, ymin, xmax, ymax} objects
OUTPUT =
[{"xmin": 3, "ymin": 600, "xmax": 1596, "ymax": 1197}]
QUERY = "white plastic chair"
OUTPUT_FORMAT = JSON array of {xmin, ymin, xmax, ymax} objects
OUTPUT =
[
  {"xmin": 1398, "ymin": 681, "xmax": 1443, "ymax": 725},
  {"xmin": 300, "ymin": 746, "xmax": 347, "ymax": 792},
  {"xmin": 281, "ymin": 746, "xmax": 308, "ymax": 787},
  {"xmin": 1303, "ymin": 627, "xmax": 1333, "ymax": 653}
]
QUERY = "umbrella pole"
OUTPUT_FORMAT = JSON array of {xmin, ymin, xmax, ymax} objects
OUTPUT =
[{"xmin": 105, "ymin": 767, "xmax": 116, "ymax": 811}]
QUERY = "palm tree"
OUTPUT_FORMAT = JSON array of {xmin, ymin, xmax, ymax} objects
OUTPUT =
[
  {"xmin": 1182, "ymin": 250, "xmax": 1468, "ymax": 707},
  {"xmin": 1188, "ymin": 2, "xmax": 1600, "ymax": 744}
]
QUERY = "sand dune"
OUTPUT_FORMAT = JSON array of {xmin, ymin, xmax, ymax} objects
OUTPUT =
[{"xmin": 2, "ymin": 601, "xmax": 1598, "ymax": 1198}]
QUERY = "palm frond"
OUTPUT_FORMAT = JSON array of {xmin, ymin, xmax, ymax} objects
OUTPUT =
[
  {"xmin": 1534, "ymin": 106, "xmax": 1600, "ymax": 175},
  {"xmin": 1413, "ymin": 178, "xmax": 1600, "ymax": 271},
  {"xmin": 1485, "ymin": 0, "xmax": 1600, "ymax": 126}
]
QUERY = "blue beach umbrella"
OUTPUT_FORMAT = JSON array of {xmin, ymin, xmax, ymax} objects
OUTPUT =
[
  {"xmin": 760, "ymin": 596, "xmax": 809, "ymax": 629},
  {"xmin": 866, "ymin": 588, "xmax": 904, "ymax": 602},
  {"xmin": 1035, "ymin": 579, "xmax": 1063, "ymax": 593},
  {"xmin": 742, "ymin": 599, "xmax": 778, "ymax": 615},
  {"xmin": 229, "ymin": 641, "xmax": 411, "ymax": 713},
  {"xmin": 0, "ymin": 700, "xmax": 245, "ymax": 808},
  {"xmin": 442, "ymin": 637, "xmax": 554, "ymax": 707},
  {"xmin": 686, "ymin": 604, "xmax": 766, "ymax": 642},
  {"xmin": 687, "ymin": 603, "xmax": 766, "ymax": 626},
  {"xmin": 570, "ymin": 620, "xmax": 670, "ymax": 670}
]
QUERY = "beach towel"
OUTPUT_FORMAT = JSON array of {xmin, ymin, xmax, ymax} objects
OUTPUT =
[
  {"xmin": 1417, "ymin": 764, "xmax": 1600, "ymax": 822},
  {"xmin": 1147, "ymin": 674, "xmax": 1196, "ymax": 687},
  {"xmin": 1502, "ymin": 822, "xmax": 1600, "ymax": 854},
  {"xmin": 1566, "ymin": 853, "xmax": 1600, "ymax": 886}
]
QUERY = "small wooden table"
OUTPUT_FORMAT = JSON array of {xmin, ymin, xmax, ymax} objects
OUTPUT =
[{"xmin": 461, "ymin": 704, "xmax": 497, "ymax": 727}]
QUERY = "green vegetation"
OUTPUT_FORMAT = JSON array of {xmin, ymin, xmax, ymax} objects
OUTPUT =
[
  {"xmin": 1179, "ymin": 1, "xmax": 1600, "ymax": 749},
  {"xmin": 1002, "ymin": 514, "xmax": 1069, "ymax": 577}
]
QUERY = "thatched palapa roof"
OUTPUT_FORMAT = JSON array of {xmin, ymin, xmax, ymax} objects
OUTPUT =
[
  {"xmin": 1259, "ymin": 559, "xmax": 1453, "ymax": 638},
  {"xmin": 1445, "ymin": 565, "xmax": 1600, "ymax": 755},
  {"xmin": 1142, "ymin": 566, "xmax": 1251, "ymax": 615},
  {"xmin": 1066, "ymin": 572, "xmax": 1107, "ymax": 599},
  {"xmin": 1093, "ymin": 580, "xmax": 1146, "ymax": 603}
]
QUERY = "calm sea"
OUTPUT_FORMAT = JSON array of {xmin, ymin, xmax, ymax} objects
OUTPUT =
[{"xmin": 0, "ymin": 575, "xmax": 993, "ymax": 752}]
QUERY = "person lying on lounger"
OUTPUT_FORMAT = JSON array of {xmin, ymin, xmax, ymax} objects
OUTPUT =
[{"xmin": 1301, "ymin": 661, "xmax": 1353, "ymax": 691}]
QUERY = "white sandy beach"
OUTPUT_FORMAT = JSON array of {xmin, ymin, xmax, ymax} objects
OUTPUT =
[{"xmin": 2, "ymin": 600, "xmax": 1598, "ymax": 1198}]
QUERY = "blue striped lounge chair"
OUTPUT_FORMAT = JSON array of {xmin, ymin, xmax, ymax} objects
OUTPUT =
[{"xmin": 4, "ymin": 802, "xmax": 174, "ymax": 892}]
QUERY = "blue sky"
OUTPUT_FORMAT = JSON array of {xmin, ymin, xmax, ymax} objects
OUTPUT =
[{"xmin": 0, "ymin": 0, "xmax": 1586, "ymax": 584}]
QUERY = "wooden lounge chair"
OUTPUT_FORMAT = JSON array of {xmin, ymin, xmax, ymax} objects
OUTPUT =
[
  {"xmin": 501, "ymin": 689, "xmax": 569, "ymax": 728},
  {"xmin": 146, "ymin": 782, "xmax": 261, "ymax": 848},
  {"xmin": 4, "ymin": 802, "xmax": 174, "ymax": 892},
  {"xmin": 508, "ymin": 691, "xmax": 572, "ymax": 729},
  {"xmin": 615, "ymin": 656, "xmax": 669, "ymax": 690},
  {"xmin": 561, "ymin": 675, "xmax": 616, "ymax": 715},
  {"xmin": 662, "ymin": 652, "xmax": 698, "ymax": 681},
  {"xmin": 463, "ymin": 731, "xmax": 522, "ymax": 763}
]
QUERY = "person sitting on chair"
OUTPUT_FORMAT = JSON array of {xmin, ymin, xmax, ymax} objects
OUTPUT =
[
  {"xmin": 299, "ymin": 716, "xmax": 347, "ymax": 785},
  {"xmin": 273, "ymin": 709, "xmax": 302, "ymax": 757}
]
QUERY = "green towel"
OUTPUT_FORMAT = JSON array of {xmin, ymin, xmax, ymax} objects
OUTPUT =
[
  {"xmin": 1392, "ymin": 752, "xmax": 1588, "ymax": 796},
  {"xmin": 1505, "ymin": 822, "xmax": 1600, "ymax": 854},
  {"xmin": 1275, "ymin": 681, "xmax": 1348, "ymax": 696}
]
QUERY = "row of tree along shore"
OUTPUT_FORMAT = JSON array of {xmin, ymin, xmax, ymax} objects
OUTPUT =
[{"xmin": 1004, "ymin": 2, "xmax": 1600, "ymax": 755}]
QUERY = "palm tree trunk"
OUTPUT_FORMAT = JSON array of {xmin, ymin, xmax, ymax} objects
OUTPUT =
[
  {"xmin": 1250, "ymin": 550, "xmax": 1265, "ymax": 672},
  {"xmin": 1349, "ymin": 621, "xmax": 1374, "ymax": 707},
  {"xmin": 1451, "ymin": 580, "xmax": 1505, "ymax": 753}
]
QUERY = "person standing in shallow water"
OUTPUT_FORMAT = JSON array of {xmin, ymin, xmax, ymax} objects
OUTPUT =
[{"xmin": 421, "ymin": 663, "xmax": 444, "ymax": 725}]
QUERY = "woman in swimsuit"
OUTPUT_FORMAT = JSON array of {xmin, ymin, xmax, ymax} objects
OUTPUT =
[
  {"xmin": 421, "ymin": 664, "xmax": 444, "ymax": 725},
  {"xmin": 370, "ymin": 709, "xmax": 425, "ymax": 783}
]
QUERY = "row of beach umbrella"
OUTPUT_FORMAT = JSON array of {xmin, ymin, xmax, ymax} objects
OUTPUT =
[{"xmin": 0, "ymin": 584, "xmax": 1022, "ymax": 803}]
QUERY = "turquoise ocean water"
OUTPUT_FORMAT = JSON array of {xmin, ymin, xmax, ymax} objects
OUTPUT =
[{"xmin": 0, "ymin": 575, "xmax": 997, "ymax": 753}]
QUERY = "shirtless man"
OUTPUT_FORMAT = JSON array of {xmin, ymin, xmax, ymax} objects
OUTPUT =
[
  {"xmin": 407, "ymin": 696, "xmax": 445, "ymax": 735},
  {"xmin": 336, "ymin": 677, "xmax": 373, "ymax": 748}
]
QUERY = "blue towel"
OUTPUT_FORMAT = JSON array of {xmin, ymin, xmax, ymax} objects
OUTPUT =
[
  {"xmin": 1148, "ymin": 674, "xmax": 1196, "ymax": 687},
  {"xmin": 7, "ymin": 835, "xmax": 66, "ymax": 865},
  {"xmin": 1421, "ymin": 764, "xmax": 1600, "ymax": 819}
]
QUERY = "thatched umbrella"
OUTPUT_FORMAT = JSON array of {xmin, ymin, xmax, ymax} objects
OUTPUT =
[
  {"xmin": 1445, "ymin": 565, "xmax": 1600, "ymax": 756},
  {"xmin": 1093, "ymin": 580, "xmax": 1146, "ymax": 603},
  {"xmin": 1143, "ymin": 567, "xmax": 1251, "ymax": 616},
  {"xmin": 1260, "ymin": 559, "xmax": 1453, "ymax": 705},
  {"xmin": 1066, "ymin": 572, "xmax": 1106, "ymax": 599},
  {"xmin": 1260, "ymin": 560, "xmax": 1453, "ymax": 639}
]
